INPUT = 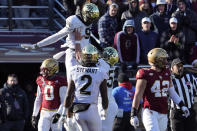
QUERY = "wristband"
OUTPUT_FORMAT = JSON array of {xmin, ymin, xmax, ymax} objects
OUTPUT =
[
  {"xmin": 131, "ymin": 108, "xmax": 138, "ymax": 117},
  {"xmin": 178, "ymin": 101, "xmax": 185, "ymax": 108}
]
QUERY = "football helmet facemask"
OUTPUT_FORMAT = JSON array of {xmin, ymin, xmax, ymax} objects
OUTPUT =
[
  {"xmin": 102, "ymin": 47, "xmax": 119, "ymax": 66},
  {"xmin": 40, "ymin": 58, "xmax": 59, "ymax": 78},
  {"xmin": 82, "ymin": 3, "xmax": 99, "ymax": 24},
  {"xmin": 81, "ymin": 44, "xmax": 99, "ymax": 67},
  {"xmin": 147, "ymin": 48, "xmax": 169, "ymax": 69}
]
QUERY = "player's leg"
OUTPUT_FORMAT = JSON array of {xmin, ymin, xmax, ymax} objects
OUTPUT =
[
  {"xmin": 141, "ymin": 108, "xmax": 160, "ymax": 131},
  {"xmin": 65, "ymin": 48, "xmax": 79, "ymax": 80},
  {"xmin": 98, "ymin": 100, "xmax": 118, "ymax": 131},
  {"xmin": 38, "ymin": 110, "xmax": 51, "ymax": 131},
  {"xmin": 75, "ymin": 104, "xmax": 102, "ymax": 131},
  {"xmin": 87, "ymin": 104, "xmax": 102, "ymax": 131},
  {"xmin": 158, "ymin": 113, "xmax": 168, "ymax": 131},
  {"xmin": 51, "ymin": 117, "xmax": 62, "ymax": 131}
]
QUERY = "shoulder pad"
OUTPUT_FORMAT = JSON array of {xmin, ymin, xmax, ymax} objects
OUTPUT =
[{"xmin": 66, "ymin": 15, "xmax": 83, "ymax": 29}]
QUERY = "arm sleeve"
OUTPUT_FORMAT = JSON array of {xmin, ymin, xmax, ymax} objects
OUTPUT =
[
  {"xmin": 168, "ymin": 86, "xmax": 182, "ymax": 105},
  {"xmin": 37, "ymin": 26, "xmax": 70, "ymax": 47},
  {"xmin": 57, "ymin": 86, "xmax": 67, "ymax": 114},
  {"xmin": 32, "ymin": 86, "xmax": 42, "ymax": 116}
]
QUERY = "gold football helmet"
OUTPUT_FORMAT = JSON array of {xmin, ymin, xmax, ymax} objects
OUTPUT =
[
  {"xmin": 81, "ymin": 44, "xmax": 99, "ymax": 66},
  {"xmin": 102, "ymin": 47, "xmax": 119, "ymax": 66},
  {"xmin": 147, "ymin": 48, "xmax": 169, "ymax": 68},
  {"xmin": 40, "ymin": 58, "xmax": 59, "ymax": 78},
  {"xmin": 82, "ymin": 3, "xmax": 99, "ymax": 24}
]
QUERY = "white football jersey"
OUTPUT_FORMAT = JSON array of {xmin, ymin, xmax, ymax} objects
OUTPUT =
[
  {"xmin": 65, "ymin": 15, "xmax": 91, "ymax": 49},
  {"xmin": 37, "ymin": 15, "xmax": 91, "ymax": 49},
  {"xmin": 69, "ymin": 65, "xmax": 108, "ymax": 104}
]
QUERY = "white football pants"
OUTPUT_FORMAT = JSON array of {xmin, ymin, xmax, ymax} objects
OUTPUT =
[{"xmin": 141, "ymin": 108, "xmax": 168, "ymax": 131}]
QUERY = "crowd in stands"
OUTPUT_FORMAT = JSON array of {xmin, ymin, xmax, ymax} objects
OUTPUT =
[{"xmin": 63, "ymin": 0, "xmax": 197, "ymax": 68}]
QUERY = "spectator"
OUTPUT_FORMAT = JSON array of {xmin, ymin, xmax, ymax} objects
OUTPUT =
[
  {"xmin": 98, "ymin": 3, "xmax": 119, "ymax": 48},
  {"xmin": 150, "ymin": 0, "xmax": 170, "ymax": 36},
  {"xmin": 112, "ymin": 73, "xmax": 135, "ymax": 131},
  {"xmin": 172, "ymin": 0, "xmax": 197, "ymax": 64},
  {"xmin": 160, "ymin": 17, "xmax": 186, "ymax": 63},
  {"xmin": 130, "ymin": 48, "xmax": 190, "ymax": 130},
  {"xmin": 62, "ymin": 0, "xmax": 76, "ymax": 16},
  {"xmin": 166, "ymin": 0, "xmax": 177, "ymax": 16},
  {"xmin": 13, "ymin": 0, "xmax": 34, "ymax": 29},
  {"xmin": 0, "ymin": 74, "xmax": 29, "ymax": 131},
  {"xmin": 121, "ymin": 0, "xmax": 147, "ymax": 33},
  {"xmin": 114, "ymin": 19, "xmax": 140, "ymax": 73},
  {"xmin": 139, "ymin": 0, "xmax": 153, "ymax": 16},
  {"xmin": 170, "ymin": 58, "xmax": 197, "ymax": 131},
  {"xmin": 138, "ymin": 17, "xmax": 159, "ymax": 64}
]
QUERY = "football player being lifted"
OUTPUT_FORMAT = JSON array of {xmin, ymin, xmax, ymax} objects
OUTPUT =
[
  {"xmin": 130, "ymin": 48, "xmax": 190, "ymax": 131},
  {"xmin": 97, "ymin": 47, "xmax": 119, "ymax": 131},
  {"xmin": 21, "ymin": 2, "xmax": 100, "ymax": 82},
  {"xmin": 31, "ymin": 58, "xmax": 67, "ymax": 131},
  {"xmin": 64, "ymin": 44, "xmax": 109, "ymax": 131}
]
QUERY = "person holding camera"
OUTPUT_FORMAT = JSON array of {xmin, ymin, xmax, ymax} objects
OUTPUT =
[
  {"xmin": 160, "ymin": 17, "xmax": 186, "ymax": 63},
  {"xmin": 172, "ymin": 0, "xmax": 197, "ymax": 64}
]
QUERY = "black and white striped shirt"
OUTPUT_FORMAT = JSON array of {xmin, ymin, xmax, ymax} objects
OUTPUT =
[{"xmin": 171, "ymin": 72, "xmax": 197, "ymax": 109}]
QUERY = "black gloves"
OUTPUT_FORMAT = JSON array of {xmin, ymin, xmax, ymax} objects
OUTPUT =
[
  {"xmin": 52, "ymin": 113, "xmax": 61, "ymax": 124},
  {"xmin": 31, "ymin": 116, "xmax": 37, "ymax": 129}
]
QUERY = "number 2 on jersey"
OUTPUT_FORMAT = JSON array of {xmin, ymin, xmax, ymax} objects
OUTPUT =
[
  {"xmin": 151, "ymin": 80, "xmax": 169, "ymax": 97},
  {"xmin": 80, "ymin": 75, "xmax": 92, "ymax": 95}
]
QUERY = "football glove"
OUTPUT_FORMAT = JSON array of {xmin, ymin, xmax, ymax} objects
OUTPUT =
[
  {"xmin": 21, "ymin": 44, "xmax": 39, "ymax": 50},
  {"xmin": 31, "ymin": 116, "xmax": 37, "ymax": 129},
  {"xmin": 130, "ymin": 116, "xmax": 139, "ymax": 128},
  {"xmin": 100, "ymin": 109, "xmax": 107, "ymax": 120},
  {"xmin": 130, "ymin": 108, "xmax": 139, "ymax": 128},
  {"xmin": 181, "ymin": 106, "xmax": 190, "ymax": 118},
  {"xmin": 52, "ymin": 113, "xmax": 61, "ymax": 123}
]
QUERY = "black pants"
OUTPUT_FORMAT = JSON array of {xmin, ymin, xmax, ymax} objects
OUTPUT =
[
  {"xmin": 113, "ymin": 112, "xmax": 135, "ymax": 131},
  {"xmin": 170, "ymin": 108, "xmax": 196, "ymax": 131},
  {"xmin": 0, "ymin": 120, "xmax": 25, "ymax": 131}
]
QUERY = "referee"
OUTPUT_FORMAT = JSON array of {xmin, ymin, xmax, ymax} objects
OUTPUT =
[{"xmin": 170, "ymin": 58, "xmax": 197, "ymax": 131}]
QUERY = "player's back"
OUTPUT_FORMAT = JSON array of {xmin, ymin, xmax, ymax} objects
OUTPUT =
[
  {"xmin": 70, "ymin": 65, "xmax": 108, "ymax": 104},
  {"xmin": 136, "ymin": 68, "xmax": 171, "ymax": 114}
]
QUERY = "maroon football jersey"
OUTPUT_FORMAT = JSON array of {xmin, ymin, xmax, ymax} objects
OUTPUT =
[
  {"xmin": 36, "ymin": 75, "xmax": 67, "ymax": 110},
  {"xmin": 136, "ymin": 68, "xmax": 171, "ymax": 114}
]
